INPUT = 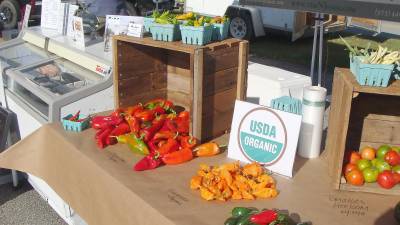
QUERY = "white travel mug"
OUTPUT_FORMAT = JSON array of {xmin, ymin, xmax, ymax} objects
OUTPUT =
[{"xmin": 298, "ymin": 86, "xmax": 327, "ymax": 158}]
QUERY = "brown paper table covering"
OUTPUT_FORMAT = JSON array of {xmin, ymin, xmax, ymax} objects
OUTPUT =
[{"xmin": 0, "ymin": 123, "xmax": 397, "ymax": 225}]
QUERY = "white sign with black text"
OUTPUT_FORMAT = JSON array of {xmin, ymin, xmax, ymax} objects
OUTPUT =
[{"xmin": 228, "ymin": 100, "xmax": 302, "ymax": 177}]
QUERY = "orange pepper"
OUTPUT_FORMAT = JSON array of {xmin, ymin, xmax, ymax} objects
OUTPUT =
[
  {"xmin": 190, "ymin": 175, "xmax": 202, "ymax": 190},
  {"xmin": 194, "ymin": 142, "xmax": 222, "ymax": 157},
  {"xmin": 162, "ymin": 148, "xmax": 193, "ymax": 165},
  {"xmin": 243, "ymin": 162, "xmax": 263, "ymax": 177}
]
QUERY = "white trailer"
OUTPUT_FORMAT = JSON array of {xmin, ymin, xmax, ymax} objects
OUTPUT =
[{"xmin": 184, "ymin": 0, "xmax": 309, "ymax": 41}]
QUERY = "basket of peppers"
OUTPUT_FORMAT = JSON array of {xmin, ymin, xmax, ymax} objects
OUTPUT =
[
  {"xmin": 62, "ymin": 111, "xmax": 90, "ymax": 132},
  {"xmin": 90, "ymin": 99, "xmax": 224, "ymax": 171},
  {"xmin": 225, "ymin": 207, "xmax": 309, "ymax": 225}
]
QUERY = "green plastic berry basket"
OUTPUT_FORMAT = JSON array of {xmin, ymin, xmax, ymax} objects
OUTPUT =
[
  {"xmin": 270, "ymin": 96, "xmax": 302, "ymax": 115},
  {"xmin": 212, "ymin": 21, "xmax": 230, "ymax": 41},
  {"xmin": 62, "ymin": 114, "xmax": 90, "ymax": 132},
  {"xmin": 180, "ymin": 25, "xmax": 213, "ymax": 46},
  {"xmin": 350, "ymin": 55, "xmax": 394, "ymax": 87},
  {"xmin": 144, "ymin": 17, "xmax": 155, "ymax": 33},
  {"xmin": 150, "ymin": 23, "xmax": 181, "ymax": 42}
]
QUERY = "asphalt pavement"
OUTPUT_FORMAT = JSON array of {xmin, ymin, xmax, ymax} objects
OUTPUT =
[{"xmin": 0, "ymin": 180, "xmax": 66, "ymax": 225}]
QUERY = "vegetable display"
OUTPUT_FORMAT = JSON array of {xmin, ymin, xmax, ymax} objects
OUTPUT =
[
  {"xmin": 343, "ymin": 145, "xmax": 400, "ymax": 189},
  {"xmin": 341, "ymin": 36, "xmax": 400, "ymax": 65},
  {"xmin": 90, "ymin": 99, "xmax": 223, "ymax": 171},
  {"xmin": 190, "ymin": 162, "xmax": 278, "ymax": 201},
  {"xmin": 150, "ymin": 11, "xmax": 229, "ymax": 27},
  {"xmin": 224, "ymin": 207, "xmax": 308, "ymax": 225}
]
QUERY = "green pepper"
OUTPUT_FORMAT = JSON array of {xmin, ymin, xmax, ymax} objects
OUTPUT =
[
  {"xmin": 117, "ymin": 134, "xmax": 149, "ymax": 155},
  {"xmin": 232, "ymin": 207, "xmax": 257, "ymax": 218},
  {"xmin": 224, "ymin": 216, "xmax": 239, "ymax": 225},
  {"xmin": 236, "ymin": 211, "xmax": 257, "ymax": 225}
]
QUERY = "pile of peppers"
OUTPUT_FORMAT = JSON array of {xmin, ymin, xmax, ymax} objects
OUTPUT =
[
  {"xmin": 225, "ymin": 207, "xmax": 308, "ymax": 225},
  {"xmin": 90, "ymin": 99, "xmax": 222, "ymax": 171}
]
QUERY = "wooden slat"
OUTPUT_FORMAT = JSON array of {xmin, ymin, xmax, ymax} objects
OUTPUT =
[
  {"xmin": 340, "ymin": 182, "xmax": 400, "ymax": 196},
  {"xmin": 203, "ymin": 67, "xmax": 237, "ymax": 97},
  {"xmin": 202, "ymin": 88, "xmax": 236, "ymax": 117},
  {"xmin": 360, "ymin": 114, "xmax": 400, "ymax": 145},
  {"xmin": 114, "ymin": 36, "xmax": 199, "ymax": 54},
  {"xmin": 201, "ymin": 110, "xmax": 234, "ymax": 141},
  {"xmin": 113, "ymin": 39, "xmax": 120, "ymax": 108},
  {"xmin": 204, "ymin": 46, "xmax": 239, "ymax": 75},
  {"xmin": 237, "ymin": 41, "xmax": 249, "ymax": 100},
  {"xmin": 339, "ymin": 68, "xmax": 400, "ymax": 96},
  {"xmin": 166, "ymin": 91, "xmax": 191, "ymax": 111},
  {"xmin": 167, "ymin": 65, "xmax": 191, "ymax": 77},
  {"xmin": 192, "ymin": 49, "xmax": 204, "ymax": 142},
  {"xmin": 118, "ymin": 89, "xmax": 167, "ymax": 108},
  {"xmin": 326, "ymin": 69, "xmax": 354, "ymax": 189},
  {"xmin": 118, "ymin": 74, "xmax": 153, "ymax": 98},
  {"xmin": 167, "ymin": 72, "xmax": 191, "ymax": 94},
  {"xmin": 167, "ymin": 51, "xmax": 191, "ymax": 70}
]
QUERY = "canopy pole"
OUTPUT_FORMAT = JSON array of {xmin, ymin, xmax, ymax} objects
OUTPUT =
[
  {"xmin": 310, "ymin": 13, "xmax": 319, "ymax": 85},
  {"xmin": 318, "ymin": 13, "xmax": 324, "ymax": 87}
]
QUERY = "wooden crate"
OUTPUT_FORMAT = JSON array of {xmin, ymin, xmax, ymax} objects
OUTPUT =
[
  {"xmin": 326, "ymin": 68, "xmax": 400, "ymax": 195},
  {"xmin": 113, "ymin": 36, "xmax": 248, "ymax": 142}
]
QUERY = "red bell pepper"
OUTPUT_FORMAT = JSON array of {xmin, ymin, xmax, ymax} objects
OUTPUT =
[
  {"xmin": 180, "ymin": 136, "xmax": 197, "ymax": 149},
  {"xmin": 152, "ymin": 130, "xmax": 177, "ymax": 140},
  {"xmin": 162, "ymin": 148, "xmax": 193, "ymax": 165},
  {"xmin": 176, "ymin": 117, "xmax": 189, "ymax": 134},
  {"xmin": 140, "ymin": 116, "xmax": 166, "ymax": 142},
  {"xmin": 91, "ymin": 115, "xmax": 123, "ymax": 130},
  {"xmin": 133, "ymin": 153, "xmax": 163, "ymax": 171},
  {"xmin": 124, "ymin": 105, "xmax": 143, "ymax": 116},
  {"xmin": 250, "ymin": 210, "xmax": 278, "ymax": 225},
  {"xmin": 111, "ymin": 108, "xmax": 124, "ymax": 118},
  {"xmin": 125, "ymin": 115, "xmax": 140, "ymax": 133},
  {"xmin": 69, "ymin": 110, "xmax": 80, "ymax": 121},
  {"xmin": 110, "ymin": 122, "xmax": 130, "ymax": 136},
  {"xmin": 153, "ymin": 105, "xmax": 166, "ymax": 115},
  {"xmin": 134, "ymin": 110, "xmax": 155, "ymax": 122},
  {"xmin": 96, "ymin": 127, "xmax": 113, "ymax": 149},
  {"xmin": 157, "ymin": 138, "xmax": 179, "ymax": 155},
  {"xmin": 177, "ymin": 111, "xmax": 189, "ymax": 121}
]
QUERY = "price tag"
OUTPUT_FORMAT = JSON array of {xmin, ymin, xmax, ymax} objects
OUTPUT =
[
  {"xmin": 127, "ymin": 22, "xmax": 144, "ymax": 38},
  {"xmin": 72, "ymin": 16, "xmax": 85, "ymax": 49}
]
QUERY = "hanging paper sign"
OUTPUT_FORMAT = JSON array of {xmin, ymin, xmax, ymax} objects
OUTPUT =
[{"xmin": 228, "ymin": 100, "xmax": 302, "ymax": 177}]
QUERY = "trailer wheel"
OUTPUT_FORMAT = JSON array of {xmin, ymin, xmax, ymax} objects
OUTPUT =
[
  {"xmin": 0, "ymin": 0, "xmax": 20, "ymax": 29},
  {"xmin": 229, "ymin": 13, "xmax": 253, "ymax": 40}
]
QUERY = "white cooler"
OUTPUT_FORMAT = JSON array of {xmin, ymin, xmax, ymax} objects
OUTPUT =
[{"xmin": 246, "ymin": 62, "xmax": 312, "ymax": 107}]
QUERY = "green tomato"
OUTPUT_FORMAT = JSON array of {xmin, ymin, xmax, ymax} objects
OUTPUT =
[
  {"xmin": 371, "ymin": 158, "xmax": 382, "ymax": 167},
  {"xmin": 357, "ymin": 159, "xmax": 372, "ymax": 171},
  {"xmin": 376, "ymin": 160, "xmax": 391, "ymax": 173},
  {"xmin": 392, "ymin": 146, "xmax": 400, "ymax": 154},
  {"xmin": 392, "ymin": 165, "xmax": 400, "ymax": 174},
  {"xmin": 362, "ymin": 167, "xmax": 379, "ymax": 183},
  {"xmin": 377, "ymin": 145, "xmax": 391, "ymax": 159}
]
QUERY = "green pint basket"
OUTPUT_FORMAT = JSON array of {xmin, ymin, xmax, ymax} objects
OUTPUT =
[
  {"xmin": 270, "ymin": 96, "xmax": 302, "ymax": 115},
  {"xmin": 180, "ymin": 25, "xmax": 213, "ymax": 46},
  {"xmin": 144, "ymin": 17, "xmax": 155, "ymax": 33},
  {"xmin": 62, "ymin": 114, "xmax": 90, "ymax": 132},
  {"xmin": 350, "ymin": 55, "xmax": 394, "ymax": 87},
  {"xmin": 150, "ymin": 23, "xmax": 181, "ymax": 42},
  {"xmin": 212, "ymin": 21, "xmax": 230, "ymax": 41}
]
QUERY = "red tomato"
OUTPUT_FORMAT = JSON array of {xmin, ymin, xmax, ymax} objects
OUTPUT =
[
  {"xmin": 361, "ymin": 147, "xmax": 376, "ymax": 160},
  {"xmin": 178, "ymin": 111, "xmax": 189, "ymax": 120},
  {"xmin": 345, "ymin": 169, "xmax": 364, "ymax": 186},
  {"xmin": 384, "ymin": 150, "xmax": 400, "ymax": 166},
  {"xmin": 344, "ymin": 163, "xmax": 358, "ymax": 175},
  {"xmin": 377, "ymin": 171, "xmax": 396, "ymax": 189},
  {"xmin": 393, "ymin": 173, "xmax": 400, "ymax": 184},
  {"xmin": 349, "ymin": 151, "xmax": 362, "ymax": 165}
]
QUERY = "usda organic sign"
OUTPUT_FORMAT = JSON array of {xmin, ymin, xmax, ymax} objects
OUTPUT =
[{"xmin": 228, "ymin": 101, "xmax": 302, "ymax": 177}]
